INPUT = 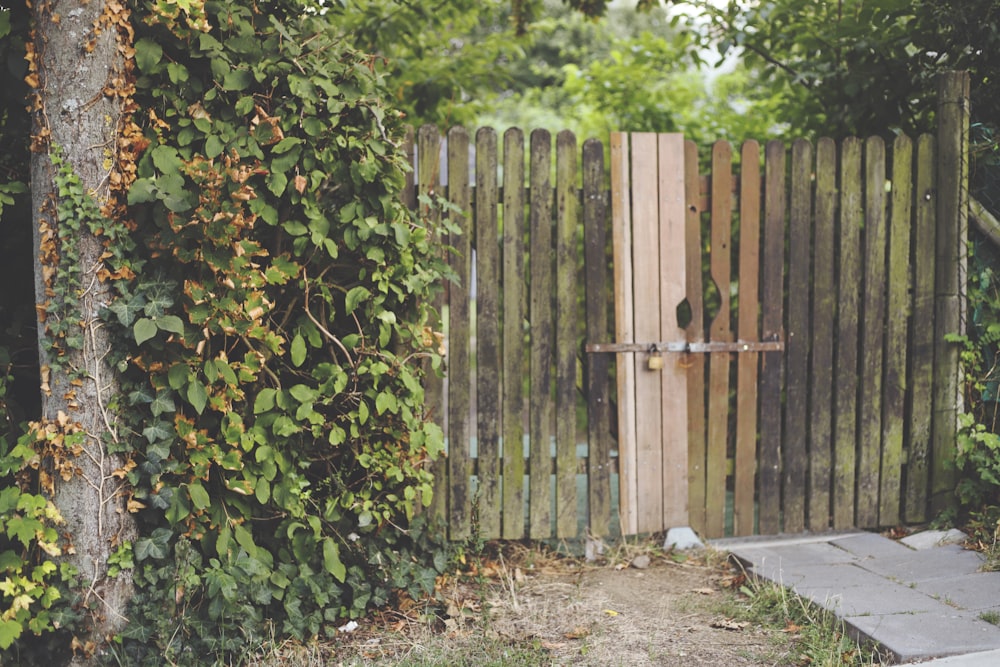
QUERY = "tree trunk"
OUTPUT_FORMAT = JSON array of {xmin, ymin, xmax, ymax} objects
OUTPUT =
[{"xmin": 29, "ymin": 0, "xmax": 136, "ymax": 662}]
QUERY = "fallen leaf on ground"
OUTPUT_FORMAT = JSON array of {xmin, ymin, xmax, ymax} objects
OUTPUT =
[
  {"xmin": 603, "ymin": 609, "xmax": 620, "ymax": 617},
  {"xmin": 691, "ymin": 587, "xmax": 716, "ymax": 595},
  {"xmin": 782, "ymin": 621, "xmax": 803, "ymax": 634},
  {"xmin": 711, "ymin": 618, "xmax": 750, "ymax": 631},
  {"xmin": 565, "ymin": 626, "xmax": 591, "ymax": 639}
]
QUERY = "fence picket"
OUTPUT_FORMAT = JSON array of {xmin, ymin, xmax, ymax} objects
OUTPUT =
[
  {"xmin": 529, "ymin": 129, "xmax": 554, "ymax": 538},
  {"xmin": 784, "ymin": 139, "xmax": 813, "ymax": 533},
  {"xmin": 611, "ymin": 133, "xmax": 638, "ymax": 535},
  {"xmin": 446, "ymin": 127, "xmax": 472, "ymax": 539},
  {"xmin": 834, "ymin": 138, "xmax": 863, "ymax": 529},
  {"xmin": 880, "ymin": 135, "xmax": 913, "ymax": 525},
  {"xmin": 555, "ymin": 131, "xmax": 579, "ymax": 537},
  {"xmin": 631, "ymin": 133, "xmax": 666, "ymax": 534},
  {"xmin": 417, "ymin": 126, "xmax": 446, "ymax": 524},
  {"xmin": 734, "ymin": 140, "xmax": 761, "ymax": 536},
  {"xmin": 706, "ymin": 140, "xmax": 733, "ymax": 538},
  {"xmin": 906, "ymin": 134, "xmax": 937, "ymax": 522},
  {"xmin": 583, "ymin": 138, "xmax": 612, "ymax": 537},
  {"xmin": 758, "ymin": 140, "xmax": 786, "ymax": 534},
  {"xmin": 475, "ymin": 128, "xmax": 501, "ymax": 538},
  {"xmin": 684, "ymin": 140, "xmax": 707, "ymax": 536},
  {"xmin": 809, "ymin": 138, "xmax": 836, "ymax": 531},
  {"xmin": 658, "ymin": 134, "xmax": 688, "ymax": 530},
  {"xmin": 857, "ymin": 136, "xmax": 888, "ymax": 528},
  {"xmin": 501, "ymin": 129, "xmax": 527, "ymax": 539}
]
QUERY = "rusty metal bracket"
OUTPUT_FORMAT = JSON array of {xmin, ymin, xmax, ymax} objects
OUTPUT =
[{"xmin": 585, "ymin": 340, "xmax": 784, "ymax": 354}]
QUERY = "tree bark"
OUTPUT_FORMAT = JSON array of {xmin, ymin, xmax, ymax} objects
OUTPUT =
[{"xmin": 29, "ymin": 0, "xmax": 136, "ymax": 662}]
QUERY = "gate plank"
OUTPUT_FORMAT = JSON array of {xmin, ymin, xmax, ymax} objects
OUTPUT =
[
  {"xmin": 834, "ymin": 137, "xmax": 862, "ymax": 529},
  {"xmin": 706, "ymin": 140, "xmax": 733, "ymax": 538},
  {"xmin": 880, "ymin": 135, "xmax": 913, "ymax": 525},
  {"xmin": 631, "ymin": 133, "xmax": 665, "ymax": 534},
  {"xmin": 555, "ymin": 131, "xmax": 579, "ymax": 537},
  {"xmin": 611, "ymin": 133, "xmax": 638, "ymax": 535},
  {"xmin": 809, "ymin": 138, "xmax": 836, "ymax": 531},
  {"xmin": 417, "ymin": 126, "xmax": 447, "ymax": 525},
  {"xmin": 501, "ymin": 128, "xmax": 527, "ymax": 538},
  {"xmin": 475, "ymin": 128, "xmax": 501, "ymax": 539},
  {"xmin": 684, "ymin": 140, "xmax": 708, "ymax": 536},
  {"xmin": 784, "ymin": 138, "xmax": 812, "ymax": 534},
  {"xmin": 905, "ymin": 134, "xmax": 937, "ymax": 523},
  {"xmin": 857, "ymin": 136, "xmax": 888, "ymax": 529},
  {"xmin": 658, "ymin": 133, "xmax": 689, "ymax": 529},
  {"xmin": 734, "ymin": 140, "xmax": 761, "ymax": 536},
  {"xmin": 758, "ymin": 140, "xmax": 786, "ymax": 535},
  {"xmin": 583, "ymin": 138, "xmax": 612, "ymax": 537},
  {"xmin": 447, "ymin": 127, "xmax": 472, "ymax": 539},
  {"xmin": 529, "ymin": 129, "xmax": 554, "ymax": 538}
]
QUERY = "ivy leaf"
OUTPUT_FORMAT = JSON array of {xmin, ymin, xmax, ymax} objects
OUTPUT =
[
  {"xmin": 135, "ymin": 38, "xmax": 163, "ymax": 73},
  {"xmin": 151, "ymin": 145, "xmax": 184, "ymax": 175},
  {"xmin": 188, "ymin": 482, "xmax": 211, "ymax": 511},
  {"xmin": 289, "ymin": 384, "xmax": 318, "ymax": 403},
  {"xmin": 376, "ymin": 390, "xmax": 398, "ymax": 415},
  {"xmin": 322, "ymin": 538, "xmax": 346, "ymax": 583},
  {"xmin": 134, "ymin": 528, "xmax": 171, "ymax": 561},
  {"xmin": 134, "ymin": 318, "xmax": 158, "ymax": 345},
  {"xmin": 150, "ymin": 390, "xmax": 176, "ymax": 417},
  {"xmin": 0, "ymin": 619, "xmax": 23, "ymax": 650},
  {"xmin": 291, "ymin": 334, "xmax": 307, "ymax": 367},
  {"xmin": 345, "ymin": 286, "xmax": 370, "ymax": 314},
  {"xmin": 142, "ymin": 421, "xmax": 173, "ymax": 444},
  {"xmin": 187, "ymin": 382, "xmax": 208, "ymax": 415},
  {"xmin": 105, "ymin": 295, "xmax": 146, "ymax": 326},
  {"xmin": 156, "ymin": 315, "xmax": 185, "ymax": 335},
  {"xmin": 254, "ymin": 388, "xmax": 276, "ymax": 414}
]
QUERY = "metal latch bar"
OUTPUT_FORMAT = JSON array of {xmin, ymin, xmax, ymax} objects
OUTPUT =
[{"xmin": 585, "ymin": 340, "xmax": 784, "ymax": 354}]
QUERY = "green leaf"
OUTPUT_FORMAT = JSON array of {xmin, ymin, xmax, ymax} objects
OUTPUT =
[
  {"xmin": 188, "ymin": 482, "xmax": 211, "ymax": 511},
  {"xmin": 168, "ymin": 363, "xmax": 189, "ymax": 390},
  {"xmin": 205, "ymin": 135, "xmax": 225, "ymax": 158},
  {"xmin": 187, "ymin": 381, "xmax": 208, "ymax": 415},
  {"xmin": 222, "ymin": 69, "xmax": 253, "ymax": 91},
  {"xmin": 134, "ymin": 318, "xmax": 158, "ymax": 345},
  {"xmin": 150, "ymin": 390, "xmax": 176, "ymax": 417},
  {"xmin": 376, "ymin": 390, "xmax": 397, "ymax": 415},
  {"xmin": 156, "ymin": 315, "xmax": 185, "ymax": 334},
  {"xmin": 345, "ymin": 286, "xmax": 370, "ymax": 314},
  {"xmin": 322, "ymin": 538, "xmax": 346, "ymax": 583},
  {"xmin": 151, "ymin": 145, "xmax": 184, "ymax": 175},
  {"xmin": 105, "ymin": 295, "xmax": 146, "ymax": 326},
  {"xmin": 289, "ymin": 384, "xmax": 318, "ymax": 403},
  {"xmin": 254, "ymin": 388, "xmax": 276, "ymax": 414},
  {"xmin": 0, "ymin": 619, "xmax": 23, "ymax": 650},
  {"xmin": 134, "ymin": 38, "xmax": 163, "ymax": 73},
  {"xmin": 291, "ymin": 334, "xmax": 307, "ymax": 367}
]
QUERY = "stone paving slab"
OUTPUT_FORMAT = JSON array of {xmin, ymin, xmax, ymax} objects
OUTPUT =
[
  {"xmin": 845, "ymin": 610, "xmax": 1000, "ymax": 663},
  {"xmin": 714, "ymin": 531, "xmax": 1000, "ymax": 664}
]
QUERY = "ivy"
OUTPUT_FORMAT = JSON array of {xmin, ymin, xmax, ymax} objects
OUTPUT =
[{"xmin": 101, "ymin": 0, "xmax": 454, "ymax": 662}]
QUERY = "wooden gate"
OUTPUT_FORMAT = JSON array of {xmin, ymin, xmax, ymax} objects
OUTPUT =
[{"xmin": 406, "ymin": 72, "xmax": 969, "ymax": 541}]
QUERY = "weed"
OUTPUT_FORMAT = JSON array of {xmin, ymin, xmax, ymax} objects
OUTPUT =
[{"xmin": 980, "ymin": 610, "xmax": 1000, "ymax": 626}]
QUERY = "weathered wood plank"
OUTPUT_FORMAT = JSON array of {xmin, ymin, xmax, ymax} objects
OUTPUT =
[
  {"xmin": 631, "ymin": 132, "xmax": 665, "ymax": 534},
  {"xmin": 583, "ymin": 138, "xmax": 612, "ymax": 537},
  {"xmin": 880, "ymin": 134, "xmax": 912, "ymax": 526},
  {"xmin": 905, "ymin": 134, "xmax": 937, "ymax": 523},
  {"xmin": 447, "ymin": 127, "xmax": 472, "ymax": 539},
  {"xmin": 758, "ymin": 140, "xmax": 786, "ymax": 535},
  {"xmin": 611, "ymin": 132, "xmax": 638, "ymax": 535},
  {"xmin": 706, "ymin": 140, "xmax": 733, "ymax": 539},
  {"xmin": 808, "ymin": 137, "xmax": 836, "ymax": 532},
  {"xmin": 501, "ymin": 128, "xmax": 527, "ymax": 539},
  {"xmin": 833, "ymin": 137, "xmax": 862, "ymax": 529},
  {"xmin": 684, "ymin": 139, "xmax": 708, "ymax": 536},
  {"xmin": 658, "ymin": 133, "xmax": 689, "ymax": 530},
  {"xmin": 417, "ymin": 125, "xmax": 447, "ymax": 525},
  {"xmin": 475, "ymin": 127, "xmax": 501, "ymax": 539},
  {"xmin": 734, "ymin": 140, "xmax": 761, "ymax": 536},
  {"xmin": 783, "ymin": 138, "xmax": 812, "ymax": 534},
  {"xmin": 555, "ymin": 130, "xmax": 579, "ymax": 538},
  {"xmin": 857, "ymin": 136, "xmax": 887, "ymax": 529},
  {"xmin": 529, "ymin": 129, "xmax": 554, "ymax": 539},
  {"xmin": 931, "ymin": 72, "xmax": 969, "ymax": 515}
]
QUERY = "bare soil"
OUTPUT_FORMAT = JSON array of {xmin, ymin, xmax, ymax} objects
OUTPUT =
[{"xmin": 311, "ymin": 543, "xmax": 803, "ymax": 666}]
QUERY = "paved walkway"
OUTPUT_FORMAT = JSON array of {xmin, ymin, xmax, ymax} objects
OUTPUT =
[{"xmin": 711, "ymin": 530, "xmax": 1000, "ymax": 665}]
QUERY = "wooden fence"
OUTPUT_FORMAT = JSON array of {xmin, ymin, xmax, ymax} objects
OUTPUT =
[{"xmin": 403, "ymin": 72, "xmax": 969, "ymax": 541}]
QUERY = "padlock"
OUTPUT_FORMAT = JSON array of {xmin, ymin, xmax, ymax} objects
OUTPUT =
[{"xmin": 647, "ymin": 345, "xmax": 664, "ymax": 371}]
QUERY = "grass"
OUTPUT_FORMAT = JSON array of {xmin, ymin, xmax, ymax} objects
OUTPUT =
[{"xmin": 716, "ymin": 559, "xmax": 889, "ymax": 667}]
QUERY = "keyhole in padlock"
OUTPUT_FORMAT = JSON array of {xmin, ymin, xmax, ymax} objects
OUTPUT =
[{"xmin": 647, "ymin": 344, "xmax": 664, "ymax": 371}]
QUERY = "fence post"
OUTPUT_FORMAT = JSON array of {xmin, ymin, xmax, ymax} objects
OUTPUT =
[{"xmin": 930, "ymin": 71, "xmax": 970, "ymax": 515}]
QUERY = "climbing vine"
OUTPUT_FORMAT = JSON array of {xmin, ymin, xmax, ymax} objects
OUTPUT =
[{"xmin": 102, "ymin": 0, "xmax": 452, "ymax": 662}]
